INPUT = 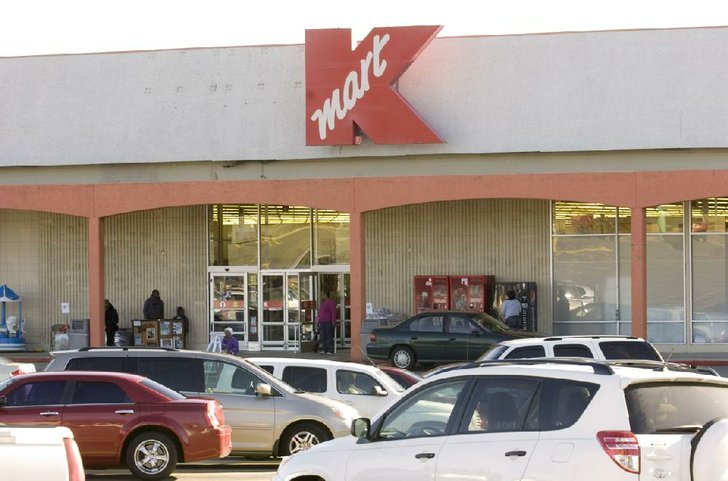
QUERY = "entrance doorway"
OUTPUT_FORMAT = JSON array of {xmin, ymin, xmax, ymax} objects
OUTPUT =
[
  {"xmin": 209, "ymin": 271, "xmax": 257, "ymax": 350},
  {"xmin": 260, "ymin": 271, "xmax": 316, "ymax": 350},
  {"xmin": 318, "ymin": 272, "xmax": 351, "ymax": 348}
]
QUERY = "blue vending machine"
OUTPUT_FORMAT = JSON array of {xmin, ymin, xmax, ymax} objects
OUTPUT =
[{"xmin": 0, "ymin": 284, "xmax": 27, "ymax": 351}]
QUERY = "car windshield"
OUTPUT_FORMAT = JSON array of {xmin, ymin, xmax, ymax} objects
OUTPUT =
[{"xmin": 626, "ymin": 382, "xmax": 728, "ymax": 434}]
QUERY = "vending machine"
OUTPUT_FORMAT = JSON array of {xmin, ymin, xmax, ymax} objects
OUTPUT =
[
  {"xmin": 492, "ymin": 282, "xmax": 538, "ymax": 331},
  {"xmin": 448, "ymin": 275, "xmax": 495, "ymax": 312},
  {"xmin": 413, "ymin": 276, "xmax": 449, "ymax": 313}
]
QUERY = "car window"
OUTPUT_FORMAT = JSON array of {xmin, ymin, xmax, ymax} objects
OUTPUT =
[
  {"xmin": 282, "ymin": 366, "xmax": 327, "ymax": 393},
  {"xmin": 204, "ymin": 360, "xmax": 261, "ymax": 395},
  {"xmin": 257, "ymin": 365, "xmax": 275, "ymax": 374},
  {"xmin": 70, "ymin": 381, "xmax": 130, "ymax": 404},
  {"xmin": 599, "ymin": 341, "xmax": 662, "ymax": 361},
  {"xmin": 459, "ymin": 378, "xmax": 538, "ymax": 433},
  {"xmin": 5, "ymin": 381, "xmax": 66, "ymax": 406},
  {"xmin": 537, "ymin": 379, "xmax": 599, "ymax": 430},
  {"xmin": 411, "ymin": 316, "xmax": 444, "ymax": 333},
  {"xmin": 553, "ymin": 344, "xmax": 594, "ymax": 358},
  {"xmin": 139, "ymin": 378, "xmax": 185, "ymax": 400},
  {"xmin": 447, "ymin": 316, "xmax": 472, "ymax": 334},
  {"xmin": 377, "ymin": 379, "xmax": 467, "ymax": 440},
  {"xmin": 626, "ymin": 382, "xmax": 728, "ymax": 434},
  {"xmin": 478, "ymin": 345, "xmax": 508, "ymax": 361},
  {"xmin": 504, "ymin": 346, "xmax": 545, "ymax": 359},
  {"xmin": 336, "ymin": 369, "xmax": 383, "ymax": 396},
  {"xmin": 137, "ymin": 357, "xmax": 204, "ymax": 392},
  {"xmin": 67, "ymin": 357, "xmax": 125, "ymax": 372}
]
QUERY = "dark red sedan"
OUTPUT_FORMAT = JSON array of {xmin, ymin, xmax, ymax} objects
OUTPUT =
[{"xmin": 0, "ymin": 371, "xmax": 232, "ymax": 480}]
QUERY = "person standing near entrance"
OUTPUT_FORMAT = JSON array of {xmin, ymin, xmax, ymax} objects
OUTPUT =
[
  {"xmin": 317, "ymin": 291, "xmax": 337, "ymax": 355},
  {"xmin": 173, "ymin": 306, "xmax": 190, "ymax": 348},
  {"xmin": 104, "ymin": 299, "xmax": 119, "ymax": 347},
  {"xmin": 143, "ymin": 289, "xmax": 164, "ymax": 320},
  {"xmin": 500, "ymin": 290, "xmax": 522, "ymax": 330},
  {"xmin": 222, "ymin": 327, "xmax": 239, "ymax": 355}
]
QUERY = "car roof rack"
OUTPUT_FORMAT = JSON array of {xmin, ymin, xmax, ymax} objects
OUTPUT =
[
  {"xmin": 436, "ymin": 358, "xmax": 719, "ymax": 377},
  {"xmin": 541, "ymin": 335, "xmax": 639, "ymax": 341},
  {"xmin": 78, "ymin": 346, "xmax": 178, "ymax": 352}
]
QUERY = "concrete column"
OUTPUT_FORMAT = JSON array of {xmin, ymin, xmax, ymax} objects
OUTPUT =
[
  {"xmin": 349, "ymin": 212, "xmax": 366, "ymax": 362},
  {"xmin": 88, "ymin": 217, "xmax": 105, "ymax": 346},
  {"xmin": 630, "ymin": 207, "xmax": 647, "ymax": 339}
]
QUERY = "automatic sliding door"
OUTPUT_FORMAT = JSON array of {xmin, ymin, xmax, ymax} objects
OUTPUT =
[
  {"xmin": 261, "ymin": 273, "xmax": 285, "ymax": 349},
  {"xmin": 210, "ymin": 273, "xmax": 248, "ymax": 348}
]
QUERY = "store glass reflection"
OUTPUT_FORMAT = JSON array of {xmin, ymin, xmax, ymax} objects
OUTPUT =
[{"xmin": 553, "ymin": 199, "xmax": 728, "ymax": 344}]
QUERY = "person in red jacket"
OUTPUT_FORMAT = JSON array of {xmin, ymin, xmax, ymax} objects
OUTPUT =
[{"xmin": 317, "ymin": 291, "xmax": 337, "ymax": 355}]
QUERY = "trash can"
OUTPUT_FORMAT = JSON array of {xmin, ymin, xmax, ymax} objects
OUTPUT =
[
  {"xmin": 50, "ymin": 323, "xmax": 69, "ymax": 351},
  {"xmin": 68, "ymin": 319, "xmax": 89, "ymax": 349}
]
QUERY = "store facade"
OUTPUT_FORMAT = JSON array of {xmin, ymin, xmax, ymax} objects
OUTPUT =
[{"xmin": 2, "ymin": 25, "xmax": 728, "ymax": 356}]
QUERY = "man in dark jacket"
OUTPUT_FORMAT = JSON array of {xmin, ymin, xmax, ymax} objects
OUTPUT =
[
  {"xmin": 104, "ymin": 299, "xmax": 119, "ymax": 346},
  {"xmin": 143, "ymin": 289, "xmax": 165, "ymax": 320}
]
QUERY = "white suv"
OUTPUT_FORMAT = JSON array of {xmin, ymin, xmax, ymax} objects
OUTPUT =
[
  {"xmin": 479, "ymin": 335, "xmax": 663, "ymax": 361},
  {"xmin": 274, "ymin": 359, "xmax": 728, "ymax": 481}
]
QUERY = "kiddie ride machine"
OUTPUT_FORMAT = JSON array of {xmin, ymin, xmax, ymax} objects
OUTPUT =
[{"xmin": 0, "ymin": 284, "xmax": 27, "ymax": 352}]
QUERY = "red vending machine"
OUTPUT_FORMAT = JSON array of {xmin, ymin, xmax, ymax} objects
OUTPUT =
[
  {"xmin": 448, "ymin": 275, "xmax": 494, "ymax": 312},
  {"xmin": 414, "ymin": 276, "xmax": 450, "ymax": 313}
]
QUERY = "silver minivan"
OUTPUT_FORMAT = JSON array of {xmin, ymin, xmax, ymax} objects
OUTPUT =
[{"xmin": 45, "ymin": 348, "xmax": 359, "ymax": 457}]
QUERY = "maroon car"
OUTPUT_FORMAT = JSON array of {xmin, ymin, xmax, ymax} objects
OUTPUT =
[
  {"xmin": 378, "ymin": 365, "xmax": 422, "ymax": 389},
  {"xmin": 0, "ymin": 371, "xmax": 232, "ymax": 480}
]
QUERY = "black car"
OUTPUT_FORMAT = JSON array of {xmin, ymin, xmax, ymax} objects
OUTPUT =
[{"xmin": 365, "ymin": 311, "xmax": 536, "ymax": 369}]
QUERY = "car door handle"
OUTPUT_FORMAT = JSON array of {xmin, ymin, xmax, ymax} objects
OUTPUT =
[
  {"xmin": 505, "ymin": 450, "xmax": 527, "ymax": 457},
  {"xmin": 40, "ymin": 411, "xmax": 59, "ymax": 417},
  {"xmin": 415, "ymin": 452, "xmax": 435, "ymax": 459},
  {"xmin": 115, "ymin": 409, "xmax": 135, "ymax": 415}
]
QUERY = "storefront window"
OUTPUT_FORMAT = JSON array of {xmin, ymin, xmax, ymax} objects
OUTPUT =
[
  {"xmin": 314, "ymin": 210, "xmax": 350, "ymax": 265},
  {"xmin": 646, "ymin": 234, "xmax": 685, "ymax": 343},
  {"xmin": 646, "ymin": 202, "xmax": 684, "ymax": 233},
  {"xmin": 209, "ymin": 204, "xmax": 259, "ymax": 266},
  {"xmin": 552, "ymin": 235, "xmax": 618, "ymax": 335},
  {"xmin": 552, "ymin": 202, "xmax": 617, "ymax": 235},
  {"xmin": 260, "ymin": 205, "xmax": 312, "ymax": 269},
  {"xmin": 690, "ymin": 198, "xmax": 728, "ymax": 233},
  {"xmin": 692, "ymin": 222, "xmax": 728, "ymax": 343}
]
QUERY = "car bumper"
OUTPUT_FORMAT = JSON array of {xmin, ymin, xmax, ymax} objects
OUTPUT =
[{"xmin": 186, "ymin": 424, "xmax": 233, "ymax": 462}]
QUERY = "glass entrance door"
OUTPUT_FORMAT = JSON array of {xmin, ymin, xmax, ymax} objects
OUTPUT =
[
  {"xmin": 210, "ymin": 273, "xmax": 249, "ymax": 350},
  {"xmin": 318, "ymin": 272, "xmax": 351, "ymax": 349},
  {"xmin": 260, "ymin": 272, "xmax": 315, "ymax": 350}
]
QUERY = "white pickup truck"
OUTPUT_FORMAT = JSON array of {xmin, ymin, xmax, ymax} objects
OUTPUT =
[{"xmin": 0, "ymin": 426, "xmax": 85, "ymax": 481}]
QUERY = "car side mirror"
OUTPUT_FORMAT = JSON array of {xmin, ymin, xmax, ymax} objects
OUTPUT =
[
  {"xmin": 255, "ymin": 383, "xmax": 272, "ymax": 396},
  {"xmin": 373, "ymin": 386, "xmax": 388, "ymax": 397},
  {"xmin": 351, "ymin": 417, "xmax": 371, "ymax": 438}
]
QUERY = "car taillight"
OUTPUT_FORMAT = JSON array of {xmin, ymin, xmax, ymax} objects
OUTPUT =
[
  {"xmin": 205, "ymin": 401, "xmax": 223, "ymax": 428},
  {"xmin": 369, "ymin": 334, "xmax": 377, "ymax": 342},
  {"xmin": 63, "ymin": 437, "xmax": 85, "ymax": 481},
  {"xmin": 597, "ymin": 430, "xmax": 640, "ymax": 474}
]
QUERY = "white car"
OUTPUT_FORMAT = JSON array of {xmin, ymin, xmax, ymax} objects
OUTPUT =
[
  {"xmin": 2, "ymin": 426, "xmax": 84, "ymax": 481},
  {"xmin": 0, "ymin": 356, "xmax": 35, "ymax": 380},
  {"xmin": 274, "ymin": 358, "xmax": 728, "ymax": 481},
  {"xmin": 248, "ymin": 357, "xmax": 404, "ymax": 418},
  {"xmin": 479, "ymin": 335, "xmax": 663, "ymax": 361}
]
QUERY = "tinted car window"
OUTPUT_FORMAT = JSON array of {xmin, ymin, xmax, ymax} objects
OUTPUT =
[
  {"xmin": 67, "ymin": 357, "xmax": 125, "ymax": 372},
  {"xmin": 70, "ymin": 381, "xmax": 130, "ymax": 404},
  {"xmin": 378, "ymin": 380, "xmax": 467, "ymax": 440},
  {"xmin": 478, "ymin": 345, "xmax": 508, "ymax": 360},
  {"xmin": 537, "ymin": 379, "xmax": 599, "ymax": 430},
  {"xmin": 140, "ymin": 378, "xmax": 185, "ymax": 400},
  {"xmin": 505, "ymin": 346, "xmax": 545, "ymax": 359},
  {"xmin": 447, "ymin": 316, "xmax": 473, "ymax": 334},
  {"xmin": 411, "ymin": 316, "xmax": 444, "ymax": 333},
  {"xmin": 336, "ymin": 370, "xmax": 383, "ymax": 396},
  {"xmin": 553, "ymin": 344, "xmax": 594, "ymax": 358},
  {"xmin": 459, "ymin": 378, "xmax": 539, "ymax": 433},
  {"xmin": 204, "ymin": 360, "xmax": 261, "ymax": 395},
  {"xmin": 136, "ymin": 357, "xmax": 204, "ymax": 392},
  {"xmin": 258, "ymin": 365, "xmax": 275, "ymax": 374},
  {"xmin": 282, "ymin": 366, "xmax": 327, "ymax": 393},
  {"xmin": 626, "ymin": 382, "xmax": 728, "ymax": 434},
  {"xmin": 599, "ymin": 341, "xmax": 661, "ymax": 361},
  {"xmin": 6, "ymin": 381, "xmax": 66, "ymax": 406}
]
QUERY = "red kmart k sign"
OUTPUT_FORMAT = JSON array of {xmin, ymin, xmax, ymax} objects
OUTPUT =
[{"xmin": 305, "ymin": 26, "xmax": 443, "ymax": 146}]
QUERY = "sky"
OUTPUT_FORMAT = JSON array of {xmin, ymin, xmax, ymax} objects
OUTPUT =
[{"xmin": 3, "ymin": 0, "xmax": 728, "ymax": 57}]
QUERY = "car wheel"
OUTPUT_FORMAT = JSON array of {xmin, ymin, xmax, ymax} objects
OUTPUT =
[
  {"xmin": 280, "ymin": 422, "xmax": 330, "ymax": 456},
  {"xmin": 125, "ymin": 431, "xmax": 178, "ymax": 481},
  {"xmin": 391, "ymin": 346, "xmax": 416, "ymax": 370}
]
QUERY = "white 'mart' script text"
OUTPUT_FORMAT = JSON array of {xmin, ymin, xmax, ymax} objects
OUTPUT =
[{"xmin": 310, "ymin": 34, "xmax": 390, "ymax": 140}]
